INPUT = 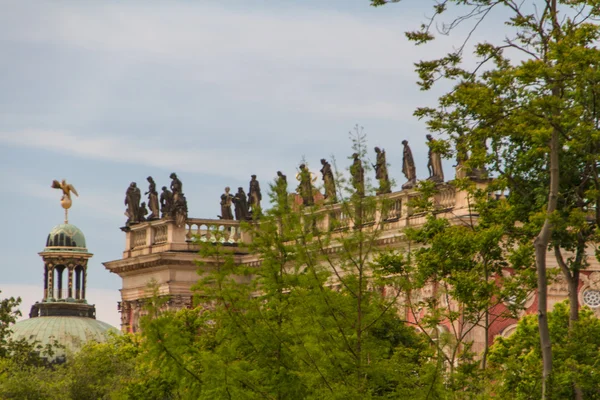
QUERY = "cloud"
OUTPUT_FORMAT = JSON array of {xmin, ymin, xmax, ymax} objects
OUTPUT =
[
  {"xmin": 0, "ymin": 1, "xmax": 451, "ymax": 124},
  {"xmin": 0, "ymin": 130, "xmax": 290, "ymax": 180}
]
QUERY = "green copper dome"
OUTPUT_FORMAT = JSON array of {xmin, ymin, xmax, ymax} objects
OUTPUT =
[
  {"xmin": 10, "ymin": 316, "xmax": 118, "ymax": 360},
  {"xmin": 44, "ymin": 224, "xmax": 87, "ymax": 252}
]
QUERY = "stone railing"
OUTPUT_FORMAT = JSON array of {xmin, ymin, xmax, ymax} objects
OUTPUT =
[
  {"xmin": 123, "ymin": 217, "xmax": 252, "ymax": 258},
  {"xmin": 121, "ymin": 184, "xmax": 469, "ymax": 259},
  {"xmin": 308, "ymin": 184, "xmax": 458, "ymax": 233},
  {"xmin": 185, "ymin": 218, "xmax": 248, "ymax": 244}
]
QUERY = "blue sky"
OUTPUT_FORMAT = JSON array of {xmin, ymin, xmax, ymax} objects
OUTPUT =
[{"xmin": 0, "ymin": 0, "xmax": 505, "ymax": 327}]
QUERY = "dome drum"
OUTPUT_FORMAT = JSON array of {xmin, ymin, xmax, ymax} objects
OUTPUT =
[{"xmin": 29, "ymin": 302, "xmax": 96, "ymax": 319}]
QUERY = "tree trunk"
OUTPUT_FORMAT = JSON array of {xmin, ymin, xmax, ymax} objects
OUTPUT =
[
  {"xmin": 554, "ymin": 246, "xmax": 583, "ymax": 400},
  {"xmin": 535, "ymin": 124, "xmax": 560, "ymax": 399},
  {"xmin": 554, "ymin": 246, "xmax": 580, "ymax": 327}
]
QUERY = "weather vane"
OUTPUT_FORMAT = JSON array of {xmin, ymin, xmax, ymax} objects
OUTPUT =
[{"xmin": 51, "ymin": 179, "xmax": 79, "ymax": 224}]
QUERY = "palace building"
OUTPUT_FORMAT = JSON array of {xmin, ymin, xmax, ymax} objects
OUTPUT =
[{"xmin": 103, "ymin": 169, "xmax": 600, "ymax": 353}]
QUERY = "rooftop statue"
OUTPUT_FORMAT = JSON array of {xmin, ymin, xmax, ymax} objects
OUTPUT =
[
  {"xmin": 138, "ymin": 202, "xmax": 148, "ymax": 222},
  {"xmin": 350, "ymin": 153, "xmax": 365, "ymax": 197},
  {"xmin": 51, "ymin": 179, "xmax": 79, "ymax": 223},
  {"xmin": 426, "ymin": 134, "xmax": 444, "ymax": 183},
  {"xmin": 401, "ymin": 140, "xmax": 417, "ymax": 189},
  {"xmin": 173, "ymin": 192, "xmax": 188, "ymax": 227},
  {"xmin": 160, "ymin": 186, "xmax": 173, "ymax": 218},
  {"xmin": 170, "ymin": 173, "xmax": 183, "ymax": 201},
  {"xmin": 124, "ymin": 182, "xmax": 141, "ymax": 226},
  {"xmin": 455, "ymin": 138, "xmax": 487, "ymax": 180},
  {"xmin": 248, "ymin": 175, "xmax": 262, "ymax": 219},
  {"xmin": 219, "ymin": 187, "xmax": 234, "ymax": 220},
  {"xmin": 373, "ymin": 147, "xmax": 391, "ymax": 195},
  {"xmin": 296, "ymin": 163, "xmax": 315, "ymax": 206},
  {"xmin": 145, "ymin": 176, "xmax": 160, "ymax": 220},
  {"xmin": 233, "ymin": 187, "xmax": 250, "ymax": 221},
  {"xmin": 320, "ymin": 159, "xmax": 337, "ymax": 203},
  {"xmin": 275, "ymin": 171, "xmax": 288, "ymax": 207}
]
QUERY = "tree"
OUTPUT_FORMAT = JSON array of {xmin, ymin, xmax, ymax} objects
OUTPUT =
[
  {"xmin": 488, "ymin": 301, "xmax": 600, "ymax": 399},
  {"xmin": 371, "ymin": 1, "xmax": 600, "ymax": 397},
  {"xmin": 140, "ymin": 131, "xmax": 446, "ymax": 399},
  {"xmin": 0, "ymin": 292, "xmax": 65, "ymax": 399}
]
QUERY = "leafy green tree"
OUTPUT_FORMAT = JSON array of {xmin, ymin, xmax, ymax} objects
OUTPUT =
[
  {"xmin": 371, "ymin": 1, "xmax": 600, "ymax": 396},
  {"xmin": 373, "ymin": 179, "xmax": 535, "ymax": 397},
  {"xmin": 0, "ymin": 292, "xmax": 65, "ymax": 399},
  {"xmin": 488, "ymin": 301, "xmax": 600, "ymax": 399},
  {"xmin": 140, "ymin": 132, "xmax": 446, "ymax": 399}
]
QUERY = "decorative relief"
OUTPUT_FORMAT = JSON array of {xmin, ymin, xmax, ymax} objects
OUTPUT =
[
  {"xmin": 548, "ymin": 273, "xmax": 569, "ymax": 295},
  {"xmin": 584, "ymin": 272, "xmax": 600, "ymax": 289},
  {"xmin": 120, "ymin": 295, "xmax": 194, "ymax": 332}
]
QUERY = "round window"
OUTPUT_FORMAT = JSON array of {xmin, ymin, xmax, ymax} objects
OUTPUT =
[{"xmin": 583, "ymin": 289, "xmax": 600, "ymax": 308}]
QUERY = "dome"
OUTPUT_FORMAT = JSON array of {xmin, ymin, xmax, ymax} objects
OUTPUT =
[
  {"xmin": 10, "ymin": 316, "xmax": 119, "ymax": 360},
  {"xmin": 44, "ymin": 223, "xmax": 87, "ymax": 252}
]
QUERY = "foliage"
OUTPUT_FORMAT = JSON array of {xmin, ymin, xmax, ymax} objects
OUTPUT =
[
  {"xmin": 370, "ymin": 1, "xmax": 600, "ymax": 396},
  {"xmin": 488, "ymin": 301, "xmax": 600, "ymax": 399},
  {"xmin": 139, "ymin": 134, "xmax": 447, "ymax": 399}
]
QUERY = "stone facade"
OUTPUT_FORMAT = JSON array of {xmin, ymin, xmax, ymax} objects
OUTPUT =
[{"xmin": 103, "ymin": 181, "xmax": 600, "ymax": 352}]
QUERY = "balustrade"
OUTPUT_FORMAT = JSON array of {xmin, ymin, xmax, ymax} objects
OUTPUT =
[
  {"xmin": 132, "ymin": 229, "xmax": 147, "ymax": 248},
  {"xmin": 185, "ymin": 219, "xmax": 243, "ymax": 244},
  {"xmin": 153, "ymin": 224, "xmax": 168, "ymax": 244},
  {"xmin": 435, "ymin": 186, "xmax": 456, "ymax": 210},
  {"xmin": 122, "ymin": 185, "xmax": 465, "ymax": 257}
]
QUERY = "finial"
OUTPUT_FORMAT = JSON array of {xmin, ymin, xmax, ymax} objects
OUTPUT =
[{"xmin": 51, "ymin": 179, "xmax": 79, "ymax": 224}]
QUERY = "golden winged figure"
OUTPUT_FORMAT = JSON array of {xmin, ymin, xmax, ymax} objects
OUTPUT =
[{"xmin": 51, "ymin": 179, "xmax": 79, "ymax": 210}]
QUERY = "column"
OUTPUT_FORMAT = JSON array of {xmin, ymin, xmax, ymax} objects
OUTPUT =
[
  {"xmin": 82, "ymin": 267, "xmax": 86, "ymax": 300},
  {"xmin": 57, "ymin": 267, "xmax": 63, "ymax": 299},
  {"xmin": 43, "ymin": 265, "xmax": 49, "ymax": 300},
  {"xmin": 68, "ymin": 266, "xmax": 73, "ymax": 298},
  {"xmin": 47, "ymin": 266, "xmax": 54, "ymax": 299}
]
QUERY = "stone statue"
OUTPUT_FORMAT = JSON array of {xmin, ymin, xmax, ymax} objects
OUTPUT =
[
  {"xmin": 170, "ymin": 172, "xmax": 182, "ymax": 201},
  {"xmin": 145, "ymin": 176, "xmax": 160, "ymax": 220},
  {"xmin": 373, "ymin": 147, "xmax": 391, "ymax": 195},
  {"xmin": 277, "ymin": 171, "xmax": 287, "ymax": 186},
  {"xmin": 51, "ymin": 179, "xmax": 79, "ymax": 223},
  {"xmin": 138, "ymin": 202, "xmax": 148, "ymax": 222},
  {"xmin": 401, "ymin": 140, "xmax": 417, "ymax": 189},
  {"xmin": 172, "ymin": 193, "xmax": 188, "ymax": 227},
  {"xmin": 275, "ymin": 171, "xmax": 288, "ymax": 205},
  {"xmin": 350, "ymin": 153, "xmax": 365, "ymax": 197},
  {"xmin": 248, "ymin": 175, "xmax": 262, "ymax": 217},
  {"xmin": 125, "ymin": 182, "xmax": 141, "ymax": 225},
  {"xmin": 233, "ymin": 187, "xmax": 250, "ymax": 221},
  {"xmin": 297, "ymin": 164, "xmax": 314, "ymax": 206},
  {"xmin": 219, "ymin": 187, "xmax": 234, "ymax": 220},
  {"xmin": 160, "ymin": 186, "xmax": 174, "ymax": 218},
  {"xmin": 320, "ymin": 159, "xmax": 337, "ymax": 203},
  {"xmin": 426, "ymin": 134, "xmax": 444, "ymax": 183},
  {"xmin": 455, "ymin": 137, "xmax": 487, "ymax": 180}
]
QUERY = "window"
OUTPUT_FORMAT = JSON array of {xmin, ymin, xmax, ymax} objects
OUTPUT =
[{"xmin": 583, "ymin": 289, "xmax": 600, "ymax": 308}]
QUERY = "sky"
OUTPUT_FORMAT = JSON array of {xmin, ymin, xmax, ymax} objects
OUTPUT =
[{"xmin": 0, "ymin": 0, "xmax": 507, "ymax": 328}]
